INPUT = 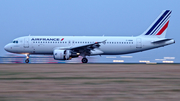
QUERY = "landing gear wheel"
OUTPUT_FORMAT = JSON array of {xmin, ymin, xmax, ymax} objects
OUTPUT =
[
  {"xmin": 82, "ymin": 58, "xmax": 88, "ymax": 63},
  {"xmin": 25, "ymin": 59, "xmax": 29, "ymax": 63}
]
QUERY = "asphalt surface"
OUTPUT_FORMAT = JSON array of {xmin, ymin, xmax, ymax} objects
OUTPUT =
[{"xmin": 0, "ymin": 64, "xmax": 180, "ymax": 101}]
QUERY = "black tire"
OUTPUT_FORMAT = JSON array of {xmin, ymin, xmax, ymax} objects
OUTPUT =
[
  {"xmin": 25, "ymin": 59, "xmax": 29, "ymax": 63},
  {"xmin": 82, "ymin": 58, "xmax": 88, "ymax": 63}
]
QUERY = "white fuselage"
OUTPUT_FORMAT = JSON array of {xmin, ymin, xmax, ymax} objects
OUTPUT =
[{"xmin": 4, "ymin": 36, "xmax": 175, "ymax": 56}]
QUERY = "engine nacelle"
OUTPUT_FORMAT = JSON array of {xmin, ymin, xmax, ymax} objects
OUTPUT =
[
  {"xmin": 53, "ymin": 49, "xmax": 79, "ymax": 60},
  {"xmin": 53, "ymin": 50, "xmax": 65, "ymax": 60},
  {"xmin": 65, "ymin": 50, "xmax": 71, "ymax": 60}
]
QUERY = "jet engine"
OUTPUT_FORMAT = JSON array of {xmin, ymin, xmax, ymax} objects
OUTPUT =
[{"xmin": 53, "ymin": 49, "xmax": 79, "ymax": 60}]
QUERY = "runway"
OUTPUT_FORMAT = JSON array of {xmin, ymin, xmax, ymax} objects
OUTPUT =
[{"xmin": 0, "ymin": 64, "xmax": 180, "ymax": 101}]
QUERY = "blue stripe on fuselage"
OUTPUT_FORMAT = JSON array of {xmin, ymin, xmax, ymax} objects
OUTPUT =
[{"xmin": 145, "ymin": 10, "xmax": 170, "ymax": 35}]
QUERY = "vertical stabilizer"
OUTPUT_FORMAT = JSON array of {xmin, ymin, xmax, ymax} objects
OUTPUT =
[{"xmin": 139, "ymin": 10, "xmax": 172, "ymax": 38}]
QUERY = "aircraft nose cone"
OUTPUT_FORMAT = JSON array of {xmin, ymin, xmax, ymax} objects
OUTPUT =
[
  {"xmin": 4, "ymin": 44, "xmax": 10, "ymax": 52},
  {"xmin": 4, "ymin": 45, "xmax": 8, "ymax": 51}
]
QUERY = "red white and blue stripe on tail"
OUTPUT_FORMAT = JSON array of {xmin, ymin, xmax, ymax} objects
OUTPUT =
[{"xmin": 141, "ymin": 10, "xmax": 171, "ymax": 37}]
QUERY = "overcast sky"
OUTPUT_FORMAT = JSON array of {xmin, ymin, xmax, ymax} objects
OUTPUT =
[{"xmin": 0, "ymin": 0, "xmax": 179, "ymax": 62}]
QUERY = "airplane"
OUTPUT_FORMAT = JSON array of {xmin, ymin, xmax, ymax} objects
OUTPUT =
[{"xmin": 4, "ymin": 10, "xmax": 175, "ymax": 63}]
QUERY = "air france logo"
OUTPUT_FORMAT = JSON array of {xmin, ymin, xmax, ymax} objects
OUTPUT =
[
  {"xmin": 61, "ymin": 38, "xmax": 64, "ymax": 41},
  {"xmin": 31, "ymin": 38, "xmax": 65, "ymax": 41}
]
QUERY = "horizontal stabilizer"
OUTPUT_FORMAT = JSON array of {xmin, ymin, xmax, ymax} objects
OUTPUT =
[{"xmin": 152, "ymin": 39, "xmax": 172, "ymax": 43}]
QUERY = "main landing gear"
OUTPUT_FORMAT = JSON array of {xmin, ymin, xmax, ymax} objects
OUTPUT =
[
  {"xmin": 25, "ymin": 54, "xmax": 30, "ymax": 63},
  {"xmin": 81, "ymin": 58, "xmax": 88, "ymax": 63}
]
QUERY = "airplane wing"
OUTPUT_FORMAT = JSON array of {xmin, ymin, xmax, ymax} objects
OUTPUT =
[
  {"xmin": 69, "ymin": 40, "xmax": 106, "ymax": 50},
  {"xmin": 54, "ymin": 40, "xmax": 106, "ymax": 55}
]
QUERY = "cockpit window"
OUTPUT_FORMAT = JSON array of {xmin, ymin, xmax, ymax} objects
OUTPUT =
[{"xmin": 13, "ymin": 40, "xmax": 18, "ymax": 43}]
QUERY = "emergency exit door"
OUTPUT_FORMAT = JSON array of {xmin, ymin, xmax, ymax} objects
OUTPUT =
[{"xmin": 136, "ymin": 38, "xmax": 142, "ymax": 48}]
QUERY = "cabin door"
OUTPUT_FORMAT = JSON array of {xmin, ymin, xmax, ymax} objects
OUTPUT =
[{"xmin": 24, "ymin": 38, "xmax": 29, "ymax": 48}]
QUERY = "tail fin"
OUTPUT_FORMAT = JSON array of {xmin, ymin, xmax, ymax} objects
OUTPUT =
[{"xmin": 139, "ymin": 10, "xmax": 172, "ymax": 38}]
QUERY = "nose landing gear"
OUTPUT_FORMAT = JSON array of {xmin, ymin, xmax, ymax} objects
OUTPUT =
[
  {"xmin": 25, "ymin": 54, "xmax": 30, "ymax": 63},
  {"xmin": 25, "ymin": 59, "xmax": 29, "ymax": 63}
]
